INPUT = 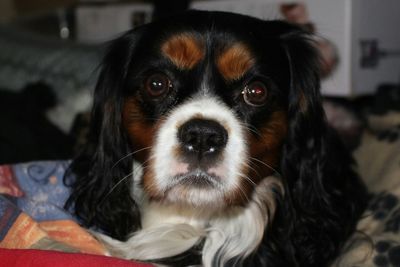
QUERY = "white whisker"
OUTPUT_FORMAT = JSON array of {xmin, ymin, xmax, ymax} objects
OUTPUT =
[
  {"xmin": 99, "ymin": 172, "xmax": 134, "ymax": 206},
  {"xmin": 112, "ymin": 146, "xmax": 153, "ymax": 169},
  {"xmin": 249, "ymin": 157, "xmax": 281, "ymax": 177},
  {"xmin": 238, "ymin": 173, "xmax": 257, "ymax": 189}
]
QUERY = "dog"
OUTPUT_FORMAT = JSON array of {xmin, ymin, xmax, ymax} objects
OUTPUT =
[{"xmin": 64, "ymin": 11, "xmax": 368, "ymax": 267}]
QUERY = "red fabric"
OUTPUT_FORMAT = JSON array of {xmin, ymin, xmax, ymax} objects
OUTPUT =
[{"xmin": 0, "ymin": 248, "xmax": 154, "ymax": 267}]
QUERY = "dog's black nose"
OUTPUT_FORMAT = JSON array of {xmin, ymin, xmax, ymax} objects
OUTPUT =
[{"xmin": 178, "ymin": 118, "xmax": 228, "ymax": 158}]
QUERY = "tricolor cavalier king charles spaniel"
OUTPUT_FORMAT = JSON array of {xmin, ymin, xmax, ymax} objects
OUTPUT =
[{"xmin": 65, "ymin": 11, "xmax": 368, "ymax": 267}]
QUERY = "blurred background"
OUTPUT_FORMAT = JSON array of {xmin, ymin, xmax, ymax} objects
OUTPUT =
[{"xmin": 0, "ymin": 0, "xmax": 399, "ymax": 164}]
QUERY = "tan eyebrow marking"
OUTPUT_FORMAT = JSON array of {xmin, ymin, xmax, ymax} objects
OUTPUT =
[
  {"xmin": 161, "ymin": 33, "xmax": 205, "ymax": 70},
  {"xmin": 217, "ymin": 43, "xmax": 255, "ymax": 81}
]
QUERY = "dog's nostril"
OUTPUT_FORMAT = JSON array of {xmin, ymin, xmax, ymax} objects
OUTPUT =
[
  {"xmin": 207, "ymin": 133, "xmax": 224, "ymax": 150},
  {"xmin": 178, "ymin": 118, "xmax": 228, "ymax": 156},
  {"xmin": 183, "ymin": 130, "xmax": 201, "ymax": 151}
]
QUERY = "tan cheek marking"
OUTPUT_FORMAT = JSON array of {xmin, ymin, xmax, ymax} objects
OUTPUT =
[
  {"xmin": 161, "ymin": 33, "xmax": 205, "ymax": 70},
  {"xmin": 123, "ymin": 98, "xmax": 168, "ymax": 199},
  {"xmin": 248, "ymin": 111, "xmax": 288, "ymax": 176},
  {"xmin": 217, "ymin": 43, "xmax": 255, "ymax": 81},
  {"xmin": 122, "ymin": 97, "xmax": 163, "ymax": 162},
  {"xmin": 225, "ymin": 111, "xmax": 288, "ymax": 206}
]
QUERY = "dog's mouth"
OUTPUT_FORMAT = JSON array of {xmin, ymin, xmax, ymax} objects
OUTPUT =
[
  {"xmin": 144, "ymin": 160, "xmax": 234, "ymax": 209},
  {"xmin": 169, "ymin": 169, "xmax": 223, "ymax": 189},
  {"xmin": 157, "ymin": 170, "xmax": 228, "ymax": 209}
]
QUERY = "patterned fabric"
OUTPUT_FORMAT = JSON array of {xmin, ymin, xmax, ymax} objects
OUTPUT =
[
  {"xmin": 333, "ymin": 112, "xmax": 400, "ymax": 267},
  {"xmin": 0, "ymin": 161, "xmax": 107, "ymax": 255}
]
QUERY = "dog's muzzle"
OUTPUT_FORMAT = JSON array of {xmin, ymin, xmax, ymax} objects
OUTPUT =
[{"xmin": 149, "ymin": 97, "xmax": 247, "ymax": 206}]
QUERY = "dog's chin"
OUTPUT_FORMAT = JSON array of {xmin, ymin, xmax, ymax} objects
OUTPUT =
[
  {"xmin": 171, "ymin": 171, "xmax": 223, "ymax": 189},
  {"xmin": 146, "ymin": 169, "xmax": 234, "ymax": 211}
]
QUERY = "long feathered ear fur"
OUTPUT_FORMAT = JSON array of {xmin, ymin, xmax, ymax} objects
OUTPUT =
[
  {"xmin": 272, "ymin": 29, "xmax": 368, "ymax": 266},
  {"xmin": 64, "ymin": 31, "xmax": 142, "ymax": 241}
]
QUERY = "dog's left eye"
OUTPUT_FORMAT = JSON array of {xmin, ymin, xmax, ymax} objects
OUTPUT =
[
  {"xmin": 242, "ymin": 81, "xmax": 268, "ymax": 107},
  {"xmin": 145, "ymin": 73, "xmax": 173, "ymax": 97}
]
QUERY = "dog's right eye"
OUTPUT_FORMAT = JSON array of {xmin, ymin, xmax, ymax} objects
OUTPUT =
[{"xmin": 144, "ymin": 73, "xmax": 173, "ymax": 97}]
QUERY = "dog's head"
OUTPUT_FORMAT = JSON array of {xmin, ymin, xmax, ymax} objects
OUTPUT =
[
  {"xmin": 66, "ymin": 11, "xmax": 344, "ymax": 241},
  {"xmin": 123, "ymin": 14, "xmax": 298, "ymax": 209}
]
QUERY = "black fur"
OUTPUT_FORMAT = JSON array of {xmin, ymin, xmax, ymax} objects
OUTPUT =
[
  {"xmin": 65, "ymin": 33, "xmax": 143, "ymax": 240},
  {"xmin": 64, "ymin": 11, "xmax": 368, "ymax": 266}
]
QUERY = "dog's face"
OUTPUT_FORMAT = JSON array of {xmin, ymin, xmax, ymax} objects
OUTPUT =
[{"xmin": 119, "ymin": 12, "xmax": 293, "ymax": 210}]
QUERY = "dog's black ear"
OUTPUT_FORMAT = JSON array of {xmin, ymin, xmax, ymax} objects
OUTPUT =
[
  {"xmin": 64, "ymin": 31, "xmax": 143, "ymax": 241},
  {"xmin": 278, "ymin": 29, "xmax": 367, "ymax": 265}
]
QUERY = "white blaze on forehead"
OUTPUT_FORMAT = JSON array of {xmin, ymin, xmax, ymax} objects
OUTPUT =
[{"xmin": 151, "ymin": 96, "xmax": 248, "ymax": 194}]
